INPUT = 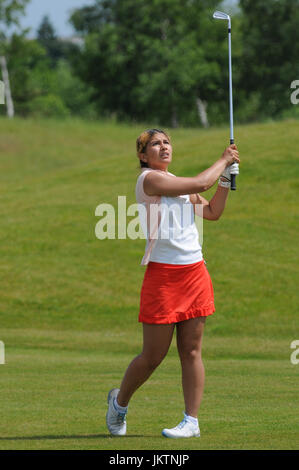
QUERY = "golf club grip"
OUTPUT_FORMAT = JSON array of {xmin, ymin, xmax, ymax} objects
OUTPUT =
[
  {"xmin": 230, "ymin": 138, "xmax": 236, "ymax": 190},
  {"xmin": 230, "ymin": 174, "xmax": 236, "ymax": 190}
]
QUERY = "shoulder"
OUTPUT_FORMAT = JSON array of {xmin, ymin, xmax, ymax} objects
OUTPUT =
[
  {"xmin": 143, "ymin": 170, "xmax": 176, "ymax": 196},
  {"xmin": 136, "ymin": 169, "xmax": 154, "ymax": 188},
  {"xmin": 144, "ymin": 169, "xmax": 176, "ymax": 183},
  {"xmin": 136, "ymin": 169, "xmax": 162, "ymax": 202}
]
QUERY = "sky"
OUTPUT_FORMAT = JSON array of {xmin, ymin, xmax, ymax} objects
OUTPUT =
[
  {"xmin": 20, "ymin": 0, "xmax": 94, "ymax": 37},
  {"xmin": 16, "ymin": 0, "xmax": 239, "ymax": 38}
]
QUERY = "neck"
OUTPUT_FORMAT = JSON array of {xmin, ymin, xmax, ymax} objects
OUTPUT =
[{"xmin": 148, "ymin": 165, "xmax": 168, "ymax": 172}]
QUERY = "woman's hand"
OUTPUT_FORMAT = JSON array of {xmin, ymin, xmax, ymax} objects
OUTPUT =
[{"xmin": 221, "ymin": 144, "xmax": 240, "ymax": 167}]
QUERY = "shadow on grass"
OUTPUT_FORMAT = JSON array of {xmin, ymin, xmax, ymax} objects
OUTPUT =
[{"xmin": 0, "ymin": 434, "xmax": 146, "ymax": 441}]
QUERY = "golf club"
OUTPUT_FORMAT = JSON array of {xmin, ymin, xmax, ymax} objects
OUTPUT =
[{"xmin": 213, "ymin": 10, "xmax": 238, "ymax": 190}]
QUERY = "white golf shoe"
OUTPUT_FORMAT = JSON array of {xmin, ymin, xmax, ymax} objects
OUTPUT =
[
  {"xmin": 162, "ymin": 413, "xmax": 200, "ymax": 438},
  {"xmin": 106, "ymin": 388, "xmax": 127, "ymax": 436}
]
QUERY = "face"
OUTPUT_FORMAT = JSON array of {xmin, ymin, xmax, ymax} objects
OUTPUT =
[{"xmin": 140, "ymin": 133, "xmax": 172, "ymax": 171}]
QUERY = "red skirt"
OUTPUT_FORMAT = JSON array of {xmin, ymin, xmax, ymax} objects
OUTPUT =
[{"xmin": 139, "ymin": 260, "xmax": 215, "ymax": 324}]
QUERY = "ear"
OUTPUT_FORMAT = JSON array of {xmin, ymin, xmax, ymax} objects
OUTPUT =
[{"xmin": 138, "ymin": 152, "xmax": 147, "ymax": 163}]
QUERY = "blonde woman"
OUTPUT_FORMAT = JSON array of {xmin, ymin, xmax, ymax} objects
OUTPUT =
[{"xmin": 106, "ymin": 129, "xmax": 240, "ymax": 438}]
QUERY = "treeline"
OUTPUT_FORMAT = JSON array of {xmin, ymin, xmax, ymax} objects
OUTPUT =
[{"xmin": 1, "ymin": 0, "xmax": 299, "ymax": 127}]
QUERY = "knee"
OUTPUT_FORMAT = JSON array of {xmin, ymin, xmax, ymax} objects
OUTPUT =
[{"xmin": 179, "ymin": 346, "xmax": 202, "ymax": 363}]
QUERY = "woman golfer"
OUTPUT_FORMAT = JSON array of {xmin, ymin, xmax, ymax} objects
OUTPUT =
[{"xmin": 106, "ymin": 129, "xmax": 240, "ymax": 438}]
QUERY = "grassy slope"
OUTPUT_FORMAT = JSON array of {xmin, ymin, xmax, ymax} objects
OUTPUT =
[{"xmin": 0, "ymin": 117, "xmax": 298, "ymax": 450}]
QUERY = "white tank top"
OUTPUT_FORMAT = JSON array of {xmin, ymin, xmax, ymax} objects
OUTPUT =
[{"xmin": 135, "ymin": 168, "xmax": 203, "ymax": 265}]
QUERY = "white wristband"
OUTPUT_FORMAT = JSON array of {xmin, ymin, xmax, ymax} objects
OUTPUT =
[{"xmin": 218, "ymin": 177, "xmax": 230, "ymax": 188}]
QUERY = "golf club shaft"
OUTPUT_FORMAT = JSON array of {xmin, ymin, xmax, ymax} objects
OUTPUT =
[{"xmin": 228, "ymin": 25, "xmax": 236, "ymax": 190}]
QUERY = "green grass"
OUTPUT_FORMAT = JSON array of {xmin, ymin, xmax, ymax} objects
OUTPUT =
[{"xmin": 0, "ymin": 117, "xmax": 298, "ymax": 450}]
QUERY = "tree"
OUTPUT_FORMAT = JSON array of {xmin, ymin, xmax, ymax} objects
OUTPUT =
[
  {"xmin": 239, "ymin": 0, "xmax": 299, "ymax": 118},
  {"xmin": 0, "ymin": 55, "xmax": 13, "ymax": 116},
  {"xmin": 0, "ymin": 0, "xmax": 30, "ymax": 117},
  {"xmin": 37, "ymin": 15, "xmax": 64, "ymax": 67},
  {"xmin": 69, "ymin": 0, "xmax": 226, "ymax": 127},
  {"xmin": 4, "ymin": 30, "xmax": 98, "ymax": 118},
  {"xmin": 4, "ymin": 33, "xmax": 51, "ymax": 116},
  {"xmin": 0, "ymin": 0, "xmax": 29, "ymax": 32}
]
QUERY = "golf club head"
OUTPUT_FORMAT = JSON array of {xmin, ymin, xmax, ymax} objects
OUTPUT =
[
  {"xmin": 213, "ymin": 10, "xmax": 231, "ymax": 28},
  {"xmin": 213, "ymin": 10, "xmax": 230, "ymax": 21}
]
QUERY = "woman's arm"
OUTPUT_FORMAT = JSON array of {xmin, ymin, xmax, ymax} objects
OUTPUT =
[
  {"xmin": 190, "ymin": 182, "xmax": 230, "ymax": 221},
  {"xmin": 143, "ymin": 145, "xmax": 239, "ymax": 197}
]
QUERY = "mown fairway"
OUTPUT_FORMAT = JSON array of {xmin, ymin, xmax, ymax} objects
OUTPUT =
[{"xmin": 0, "ymin": 117, "xmax": 298, "ymax": 450}]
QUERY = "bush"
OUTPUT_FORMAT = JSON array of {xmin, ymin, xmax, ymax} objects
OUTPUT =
[
  {"xmin": 54, "ymin": 59, "xmax": 98, "ymax": 119},
  {"xmin": 28, "ymin": 94, "xmax": 70, "ymax": 118}
]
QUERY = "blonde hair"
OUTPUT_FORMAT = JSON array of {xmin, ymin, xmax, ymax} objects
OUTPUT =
[{"xmin": 136, "ymin": 128, "xmax": 171, "ymax": 168}]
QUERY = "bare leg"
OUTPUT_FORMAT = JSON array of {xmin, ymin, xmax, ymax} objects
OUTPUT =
[
  {"xmin": 176, "ymin": 317, "xmax": 206, "ymax": 418},
  {"xmin": 117, "ymin": 323, "xmax": 175, "ymax": 407}
]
